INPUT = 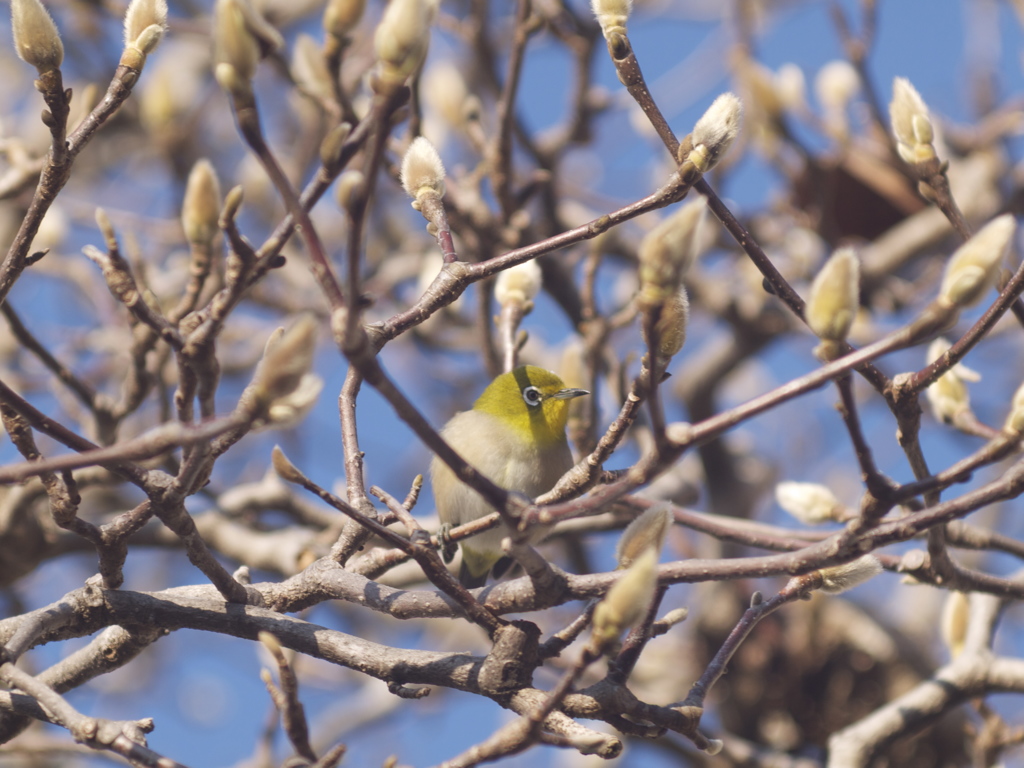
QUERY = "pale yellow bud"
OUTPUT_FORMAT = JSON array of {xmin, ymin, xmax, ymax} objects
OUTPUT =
[
  {"xmin": 642, "ymin": 287, "xmax": 689, "ymax": 360},
  {"xmin": 688, "ymin": 93, "xmax": 743, "ymax": 173},
  {"xmin": 939, "ymin": 213, "xmax": 1016, "ymax": 308},
  {"xmin": 775, "ymin": 481, "xmax": 841, "ymax": 525},
  {"xmin": 335, "ymin": 169, "xmax": 366, "ymax": 212},
  {"xmin": 615, "ymin": 503, "xmax": 673, "ymax": 569},
  {"xmin": 271, "ymin": 445, "xmax": 305, "ymax": 484},
  {"xmin": 292, "ymin": 33, "xmax": 333, "ymax": 102},
  {"xmin": 10, "ymin": 0, "xmax": 63, "ymax": 74},
  {"xmin": 265, "ymin": 373, "xmax": 323, "ymax": 429},
  {"xmin": 421, "ymin": 60, "xmax": 469, "ymax": 131},
  {"xmin": 323, "ymin": 0, "xmax": 365, "ymax": 38},
  {"xmin": 591, "ymin": 0, "xmax": 631, "ymax": 38},
  {"xmin": 925, "ymin": 338, "xmax": 977, "ymax": 425},
  {"xmin": 212, "ymin": 0, "xmax": 282, "ymax": 92},
  {"xmin": 637, "ymin": 199, "xmax": 705, "ymax": 308},
  {"xmin": 806, "ymin": 247, "xmax": 859, "ymax": 342},
  {"xmin": 400, "ymin": 136, "xmax": 446, "ymax": 200},
  {"xmin": 1003, "ymin": 381, "xmax": 1024, "ymax": 434},
  {"xmin": 494, "ymin": 260, "xmax": 542, "ymax": 308},
  {"xmin": 818, "ymin": 555, "xmax": 883, "ymax": 594},
  {"xmin": 591, "ymin": 547, "xmax": 658, "ymax": 651},
  {"xmin": 246, "ymin": 316, "xmax": 319, "ymax": 419},
  {"xmin": 774, "ymin": 63, "xmax": 806, "ymax": 112},
  {"xmin": 213, "ymin": 0, "xmax": 259, "ymax": 86},
  {"xmin": 123, "ymin": 0, "xmax": 167, "ymax": 52},
  {"xmin": 940, "ymin": 590, "xmax": 969, "ymax": 659},
  {"xmin": 182, "ymin": 159, "xmax": 222, "ymax": 247},
  {"xmin": 815, "ymin": 60, "xmax": 859, "ymax": 111},
  {"xmin": 374, "ymin": 0, "xmax": 432, "ymax": 86},
  {"xmin": 889, "ymin": 77, "xmax": 935, "ymax": 163}
]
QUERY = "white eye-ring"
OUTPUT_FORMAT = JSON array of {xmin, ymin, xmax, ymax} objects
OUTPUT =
[{"xmin": 522, "ymin": 386, "xmax": 543, "ymax": 406}]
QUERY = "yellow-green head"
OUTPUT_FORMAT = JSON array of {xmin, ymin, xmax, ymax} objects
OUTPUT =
[{"xmin": 473, "ymin": 365, "xmax": 588, "ymax": 448}]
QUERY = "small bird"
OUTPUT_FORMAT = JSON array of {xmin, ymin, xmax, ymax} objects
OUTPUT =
[{"xmin": 431, "ymin": 365, "xmax": 589, "ymax": 588}]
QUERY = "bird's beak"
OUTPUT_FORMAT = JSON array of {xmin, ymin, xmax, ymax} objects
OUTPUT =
[{"xmin": 552, "ymin": 388, "xmax": 589, "ymax": 400}]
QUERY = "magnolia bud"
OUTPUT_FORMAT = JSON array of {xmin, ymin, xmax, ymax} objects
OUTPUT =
[
  {"xmin": 925, "ymin": 338, "xmax": 977, "ymax": 425},
  {"xmin": 374, "ymin": 0, "xmax": 432, "ymax": 87},
  {"xmin": 683, "ymin": 93, "xmax": 742, "ymax": 174},
  {"xmin": 817, "ymin": 555, "xmax": 883, "ymax": 594},
  {"xmin": 182, "ymin": 159, "xmax": 222, "ymax": 247},
  {"xmin": 245, "ymin": 316, "xmax": 319, "ymax": 420},
  {"xmin": 323, "ymin": 0, "xmax": 365, "ymax": 39},
  {"xmin": 775, "ymin": 481, "xmax": 841, "ymax": 525},
  {"xmin": 615, "ymin": 503, "xmax": 673, "ymax": 569},
  {"xmin": 938, "ymin": 213, "xmax": 1016, "ymax": 308},
  {"xmin": 494, "ymin": 260, "xmax": 542, "ymax": 309},
  {"xmin": 806, "ymin": 247, "xmax": 859, "ymax": 342},
  {"xmin": 292, "ymin": 33, "xmax": 333, "ymax": 103},
  {"xmin": 642, "ymin": 287, "xmax": 689, "ymax": 360},
  {"xmin": 1004, "ymin": 380, "xmax": 1024, "ymax": 435},
  {"xmin": 10, "ymin": 0, "xmax": 63, "ymax": 74},
  {"xmin": 889, "ymin": 76, "xmax": 935, "ymax": 164},
  {"xmin": 940, "ymin": 590, "xmax": 969, "ymax": 659},
  {"xmin": 591, "ymin": 0, "xmax": 631, "ymax": 38},
  {"xmin": 637, "ymin": 199, "xmax": 705, "ymax": 309},
  {"xmin": 591, "ymin": 547, "xmax": 658, "ymax": 652},
  {"xmin": 815, "ymin": 60, "xmax": 859, "ymax": 111},
  {"xmin": 400, "ymin": 136, "xmax": 446, "ymax": 202},
  {"xmin": 123, "ymin": 0, "xmax": 167, "ymax": 56}
]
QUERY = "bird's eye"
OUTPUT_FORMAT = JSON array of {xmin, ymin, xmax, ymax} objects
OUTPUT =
[{"xmin": 522, "ymin": 386, "xmax": 542, "ymax": 407}]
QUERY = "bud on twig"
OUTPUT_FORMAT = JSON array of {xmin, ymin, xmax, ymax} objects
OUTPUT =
[
  {"xmin": 775, "ymin": 481, "xmax": 842, "ymax": 525},
  {"xmin": 494, "ymin": 261, "xmax": 542, "ymax": 312},
  {"xmin": 1003, "ymin": 380, "xmax": 1024, "ymax": 435},
  {"xmin": 889, "ymin": 77, "xmax": 935, "ymax": 164},
  {"xmin": 323, "ymin": 0, "xmax": 365, "ymax": 39},
  {"xmin": 678, "ymin": 93, "xmax": 742, "ymax": 176},
  {"xmin": 806, "ymin": 247, "xmax": 859, "ymax": 344},
  {"xmin": 642, "ymin": 287, "xmax": 689, "ymax": 360},
  {"xmin": 213, "ymin": 0, "xmax": 282, "ymax": 98},
  {"xmin": 243, "ymin": 316, "xmax": 322, "ymax": 425},
  {"xmin": 637, "ymin": 199, "xmax": 705, "ymax": 309},
  {"xmin": 817, "ymin": 555, "xmax": 883, "ymax": 594},
  {"xmin": 591, "ymin": 0, "xmax": 631, "ymax": 39},
  {"xmin": 615, "ymin": 503, "xmax": 672, "ymax": 569},
  {"xmin": 938, "ymin": 213, "xmax": 1016, "ymax": 309},
  {"xmin": 591, "ymin": 547, "xmax": 658, "ymax": 652},
  {"xmin": 940, "ymin": 590, "xmax": 969, "ymax": 659},
  {"xmin": 182, "ymin": 159, "xmax": 222, "ymax": 247},
  {"xmin": 400, "ymin": 136, "xmax": 446, "ymax": 204},
  {"xmin": 925, "ymin": 338, "xmax": 977, "ymax": 426},
  {"xmin": 10, "ymin": 0, "xmax": 63, "ymax": 74},
  {"xmin": 374, "ymin": 0, "xmax": 432, "ymax": 90},
  {"xmin": 815, "ymin": 60, "xmax": 859, "ymax": 141},
  {"xmin": 122, "ymin": 0, "xmax": 167, "ymax": 65}
]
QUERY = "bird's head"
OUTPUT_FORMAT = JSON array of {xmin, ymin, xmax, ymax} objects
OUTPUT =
[{"xmin": 473, "ymin": 365, "xmax": 589, "ymax": 446}]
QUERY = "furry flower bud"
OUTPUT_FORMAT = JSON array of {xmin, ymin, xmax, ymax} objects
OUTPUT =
[
  {"xmin": 591, "ymin": 547, "xmax": 658, "ymax": 652},
  {"xmin": 616, "ymin": 503, "xmax": 673, "ymax": 569},
  {"xmin": 10, "ymin": 0, "xmax": 63, "ymax": 74},
  {"xmin": 494, "ymin": 260, "xmax": 542, "ymax": 309},
  {"xmin": 938, "ymin": 213, "xmax": 1016, "ymax": 308},
  {"xmin": 682, "ymin": 93, "xmax": 743, "ymax": 174},
  {"xmin": 817, "ymin": 555, "xmax": 883, "ymax": 594},
  {"xmin": 637, "ymin": 199, "xmax": 705, "ymax": 309},
  {"xmin": 775, "ymin": 481, "xmax": 841, "ymax": 525},
  {"xmin": 374, "ymin": 0, "xmax": 432, "ymax": 88},
  {"xmin": 182, "ymin": 159, "xmax": 222, "ymax": 247},
  {"xmin": 591, "ymin": 0, "xmax": 631, "ymax": 38},
  {"xmin": 400, "ymin": 136, "xmax": 446, "ymax": 202},
  {"xmin": 806, "ymin": 247, "xmax": 859, "ymax": 342},
  {"xmin": 889, "ymin": 77, "xmax": 935, "ymax": 164}
]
